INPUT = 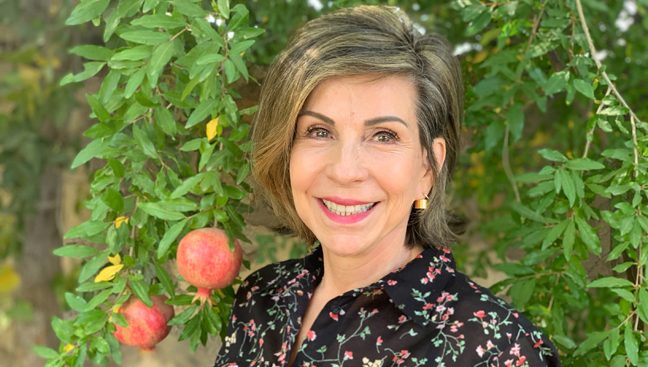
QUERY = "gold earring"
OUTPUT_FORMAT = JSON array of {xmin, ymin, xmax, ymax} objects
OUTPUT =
[{"xmin": 413, "ymin": 195, "xmax": 429, "ymax": 210}]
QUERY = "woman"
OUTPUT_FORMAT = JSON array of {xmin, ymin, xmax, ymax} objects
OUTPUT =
[{"xmin": 215, "ymin": 5, "xmax": 560, "ymax": 367}]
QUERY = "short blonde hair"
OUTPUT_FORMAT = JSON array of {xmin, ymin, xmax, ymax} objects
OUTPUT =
[{"xmin": 251, "ymin": 5, "xmax": 463, "ymax": 247}]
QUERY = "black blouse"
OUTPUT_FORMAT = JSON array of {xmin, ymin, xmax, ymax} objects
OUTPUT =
[{"xmin": 214, "ymin": 245, "xmax": 561, "ymax": 366}]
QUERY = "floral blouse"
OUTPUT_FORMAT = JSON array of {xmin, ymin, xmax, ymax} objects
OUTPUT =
[{"xmin": 214, "ymin": 245, "xmax": 561, "ymax": 367}]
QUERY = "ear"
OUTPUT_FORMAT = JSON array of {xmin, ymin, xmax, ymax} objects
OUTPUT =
[{"xmin": 418, "ymin": 137, "xmax": 446, "ymax": 196}]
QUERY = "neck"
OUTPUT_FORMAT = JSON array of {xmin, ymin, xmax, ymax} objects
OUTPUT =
[{"xmin": 318, "ymin": 241, "xmax": 421, "ymax": 296}]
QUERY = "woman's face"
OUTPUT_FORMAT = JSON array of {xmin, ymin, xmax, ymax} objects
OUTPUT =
[{"xmin": 290, "ymin": 74, "xmax": 445, "ymax": 257}]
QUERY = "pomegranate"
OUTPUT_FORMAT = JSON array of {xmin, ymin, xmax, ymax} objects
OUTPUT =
[
  {"xmin": 113, "ymin": 295, "xmax": 174, "ymax": 351},
  {"xmin": 176, "ymin": 228, "xmax": 242, "ymax": 304}
]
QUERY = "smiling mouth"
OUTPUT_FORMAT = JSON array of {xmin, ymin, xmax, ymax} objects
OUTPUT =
[{"xmin": 321, "ymin": 199, "xmax": 377, "ymax": 217}]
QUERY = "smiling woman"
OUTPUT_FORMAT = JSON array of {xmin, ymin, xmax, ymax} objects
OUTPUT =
[{"xmin": 215, "ymin": 5, "xmax": 561, "ymax": 367}]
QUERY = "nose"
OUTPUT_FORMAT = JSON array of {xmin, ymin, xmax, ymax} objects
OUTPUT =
[{"xmin": 326, "ymin": 140, "xmax": 369, "ymax": 184}]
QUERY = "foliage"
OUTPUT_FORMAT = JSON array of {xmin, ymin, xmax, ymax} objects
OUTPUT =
[
  {"xmin": 452, "ymin": 0, "xmax": 648, "ymax": 365},
  {"xmin": 22, "ymin": 0, "xmax": 648, "ymax": 366},
  {"xmin": 35, "ymin": 0, "xmax": 263, "ymax": 365}
]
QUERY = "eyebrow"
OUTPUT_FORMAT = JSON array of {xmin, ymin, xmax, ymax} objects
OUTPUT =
[{"xmin": 298, "ymin": 110, "xmax": 409, "ymax": 127}]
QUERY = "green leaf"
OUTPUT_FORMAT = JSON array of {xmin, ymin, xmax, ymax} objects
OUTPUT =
[
  {"xmin": 157, "ymin": 219, "xmax": 188, "ymax": 259},
  {"xmin": 587, "ymin": 276, "xmax": 634, "ymax": 288},
  {"xmin": 575, "ymin": 215, "xmax": 601, "ymax": 254},
  {"xmin": 60, "ymin": 61, "xmax": 106, "ymax": 86},
  {"xmin": 65, "ymin": 0, "xmax": 110, "ymax": 25},
  {"xmin": 565, "ymin": 158, "xmax": 605, "ymax": 171},
  {"xmin": 138, "ymin": 202, "xmax": 186, "ymax": 221},
  {"xmin": 638, "ymin": 289, "xmax": 648, "ymax": 324},
  {"xmin": 53, "ymin": 245, "xmax": 98, "ymax": 258},
  {"xmin": 153, "ymin": 261, "xmax": 176, "ymax": 297},
  {"xmin": 573, "ymin": 79, "xmax": 595, "ymax": 99},
  {"xmin": 558, "ymin": 168, "xmax": 576, "ymax": 206},
  {"xmin": 71, "ymin": 139, "xmax": 107, "ymax": 169},
  {"xmin": 70, "ymin": 44, "xmax": 114, "ymax": 61},
  {"xmin": 155, "ymin": 107, "xmax": 178, "ymax": 136},
  {"xmin": 111, "ymin": 45, "xmax": 152, "ymax": 61},
  {"xmin": 132, "ymin": 125, "xmax": 158, "ymax": 159},
  {"xmin": 86, "ymin": 94, "xmax": 111, "ymax": 122},
  {"xmin": 131, "ymin": 14, "xmax": 186, "ymax": 29},
  {"xmin": 171, "ymin": 174, "xmax": 205, "ymax": 198},
  {"xmin": 64, "ymin": 292, "xmax": 88, "ymax": 312},
  {"xmin": 218, "ymin": 0, "xmax": 230, "ymax": 19},
  {"xmin": 538, "ymin": 148, "xmax": 567, "ymax": 162},
  {"xmin": 174, "ymin": 0, "xmax": 207, "ymax": 17},
  {"xmin": 64, "ymin": 221, "xmax": 110, "ymax": 239},
  {"xmin": 509, "ymin": 279, "xmax": 535, "ymax": 307},
  {"xmin": 33, "ymin": 346, "xmax": 59, "ymax": 359},
  {"xmin": 611, "ymin": 288, "xmax": 635, "ymax": 302},
  {"xmin": 466, "ymin": 11, "xmax": 491, "ymax": 36},
  {"xmin": 85, "ymin": 289, "xmax": 112, "ymax": 311},
  {"xmin": 563, "ymin": 219, "xmax": 575, "ymax": 260},
  {"xmin": 625, "ymin": 325, "xmax": 639, "ymax": 365},
  {"xmin": 79, "ymin": 255, "xmax": 109, "ymax": 282},
  {"xmin": 130, "ymin": 277, "xmax": 153, "ymax": 307},
  {"xmin": 510, "ymin": 202, "xmax": 551, "ymax": 224},
  {"xmin": 186, "ymin": 100, "xmax": 217, "ymax": 128},
  {"xmin": 574, "ymin": 331, "xmax": 608, "ymax": 356},
  {"xmin": 124, "ymin": 69, "xmax": 146, "ymax": 98},
  {"xmin": 147, "ymin": 41, "xmax": 176, "ymax": 86},
  {"xmin": 119, "ymin": 30, "xmax": 170, "ymax": 45},
  {"xmin": 542, "ymin": 220, "xmax": 568, "ymax": 249},
  {"xmin": 196, "ymin": 53, "xmax": 226, "ymax": 65},
  {"xmin": 544, "ymin": 71, "xmax": 569, "ymax": 95}
]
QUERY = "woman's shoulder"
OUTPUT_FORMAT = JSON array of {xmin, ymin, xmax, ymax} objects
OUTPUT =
[
  {"xmin": 443, "ymin": 271, "xmax": 559, "ymax": 364},
  {"xmin": 235, "ymin": 248, "xmax": 321, "ymax": 300}
]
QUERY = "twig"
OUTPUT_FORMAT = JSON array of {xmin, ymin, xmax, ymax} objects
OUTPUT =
[
  {"xmin": 583, "ymin": 87, "xmax": 611, "ymax": 158},
  {"xmin": 574, "ymin": 0, "xmax": 640, "ymax": 177},
  {"xmin": 525, "ymin": 1, "xmax": 546, "ymax": 52},
  {"xmin": 502, "ymin": 123, "xmax": 521, "ymax": 202}
]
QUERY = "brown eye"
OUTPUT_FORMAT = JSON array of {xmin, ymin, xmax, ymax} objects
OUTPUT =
[
  {"xmin": 306, "ymin": 126, "xmax": 331, "ymax": 139},
  {"xmin": 373, "ymin": 130, "xmax": 398, "ymax": 143}
]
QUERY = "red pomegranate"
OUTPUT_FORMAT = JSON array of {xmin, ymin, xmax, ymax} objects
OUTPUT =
[
  {"xmin": 113, "ymin": 295, "xmax": 174, "ymax": 351},
  {"xmin": 176, "ymin": 228, "xmax": 242, "ymax": 303}
]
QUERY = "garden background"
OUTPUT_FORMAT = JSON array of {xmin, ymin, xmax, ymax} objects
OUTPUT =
[{"xmin": 0, "ymin": 0, "xmax": 647, "ymax": 366}]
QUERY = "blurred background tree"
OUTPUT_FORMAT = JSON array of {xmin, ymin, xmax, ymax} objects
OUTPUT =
[{"xmin": 0, "ymin": 0, "xmax": 646, "ymax": 366}]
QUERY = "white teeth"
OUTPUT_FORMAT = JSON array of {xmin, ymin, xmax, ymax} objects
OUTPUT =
[{"xmin": 322, "ymin": 199, "xmax": 374, "ymax": 216}]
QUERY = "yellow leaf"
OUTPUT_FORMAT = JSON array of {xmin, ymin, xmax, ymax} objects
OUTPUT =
[
  {"xmin": 63, "ymin": 344, "xmax": 75, "ymax": 353},
  {"xmin": 206, "ymin": 118, "xmax": 219, "ymax": 141},
  {"xmin": 108, "ymin": 253, "xmax": 121, "ymax": 265},
  {"xmin": 114, "ymin": 216, "xmax": 129, "ymax": 229},
  {"xmin": 0, "ymin": 263, "xmax": 20, "ymax": 293},
  {"xmin": 94, "ymin": 264, "xmax": 124, "ymax": 283}
]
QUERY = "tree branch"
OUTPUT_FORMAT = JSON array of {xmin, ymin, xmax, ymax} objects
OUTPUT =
[{"xmin": 574, "ymin": 0, "xmax": 640, "ymax": 177}]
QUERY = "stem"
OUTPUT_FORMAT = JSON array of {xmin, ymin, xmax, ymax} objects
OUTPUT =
[
  {"xmin": 502, "ymin": 123, "xmax": 521, "ymax": 202},
  {"xmin": 583, "ymin": 87, "xmax": 611, "ymax": 158},
  {"xmin": 574, "ymin": 0, "xmax": 641, "ymax": 177},
  {"xmin": 634, "ymin": 243, "xmax": 643, "ymax": 332}
]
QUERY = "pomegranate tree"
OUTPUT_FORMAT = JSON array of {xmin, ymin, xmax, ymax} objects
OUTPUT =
[
  {"xmin": 113, "ymin": 295, "xmax": 174, "ymax": 351},
  {"xmin": 176, "ymin": 228, "xmax": 242, "ymax": 304}
]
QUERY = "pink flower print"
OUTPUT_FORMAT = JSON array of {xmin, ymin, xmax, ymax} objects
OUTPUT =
[
  {"xmin": 377, "ymin": 336, "xmax": 383, "ymax": 346},
  {"xmin": 440, "ymin": 255, "xmax": 450, "ymax": 262},
  {"xmin": 473, "ymin": 310, "xmax": 486, "ymax": 318},
  {"xmin": 306, "ymin": 330, "xmax": 316, "ymax": 341},
  {"xmin": 259, "ymin": 338, "xmax": 264, "ymax": 347},
  {"xmin": 436, "ymin": 304, "xmax": 446, "ymax": 312},
  {"xmin": 510, "ymin": 343, "xmax": 521, "ymax": 357},
  {"xmin": 423, "ymin": 303, "xmax": 434, "ymax": 310},
  {"xmin": 329, "ymin": 311, "xmax": 339, "ymax": 321},
  {"xmin": 344, "ymin": 351, "xmax": 353, "ymax": 360},
  {"xmin": 486, "ymin": 340, "xmax": 494, "ymax": 350},
  {"xmin": 476, "ymin": 345, "xmax": 485, "ymax": 357},
  {"xmin": 504, "ymin": 359, "xmax": 514, "ymax": 367},
  {"xmin": 516, "ymin": 356, "xmax": 527, "ymax": 366},
  {"xmin": 387, "ymin": 279, "xmax": 398, "ymax": 286},
  {"xmin": 398, "ymin": 315, "xmax": 407, "ymax": 324},
  {"xmin": 533, "ymin": 339, "xmax": 544, "ymax": 348}
]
